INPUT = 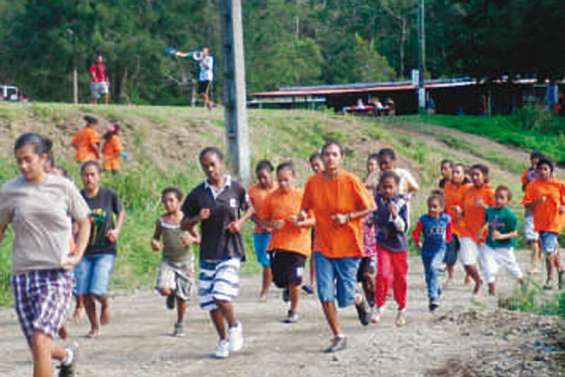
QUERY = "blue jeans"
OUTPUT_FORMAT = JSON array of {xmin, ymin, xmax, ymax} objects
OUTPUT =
[
  {"xmin": 422, "ymin": 248, "xmax": 445, "ymax": 303},
  {"xmin": 253, "ymin": 232, "xmax": 272, "ymax": 267},
  {"xmin": 315, "ymin": 252, "xmax": 360, "ymax": 308},
  {"xmin": 74, "ymin": 254, "xmax": 116, "ymax": 296}
]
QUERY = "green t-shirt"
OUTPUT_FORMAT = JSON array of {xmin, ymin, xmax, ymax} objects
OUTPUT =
[{"xmin": 485, "ymin": 206, "xmax": 517, "ymax": 249}]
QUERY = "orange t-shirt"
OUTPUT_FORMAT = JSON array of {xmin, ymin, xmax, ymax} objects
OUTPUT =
[
  {"xmin": 522, "ymin": 178, "xmax": 565, "ymax": 233},
  {"xmin": 71, "ymin": 127, "xmax": 100, "ymax": 162},
  {"xmin": 443, "ymin": 182, "xmax": 471, "ymax": 236},
  {"xmin": 248, "ymin": 183, "xmax": 277, "ymax": 233},
  {"xmin": 301, "ymin": 170, "xmax": 375, "ymax": 259},
  {"xmin": 102, "ymin": 135, "xmax": 123, "ymax": 171},
  {"xmin": 264, "ymin": 188, "xmax": 312, "ymax": 256},
  {"xmin": 460, "ymin": 184, "xmax": 495, "ymax": 241}
]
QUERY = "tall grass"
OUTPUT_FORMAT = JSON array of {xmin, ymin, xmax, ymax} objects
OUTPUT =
[{"xmin": 499, "ymin": 280, "xmax": 565, "ymax": 318}]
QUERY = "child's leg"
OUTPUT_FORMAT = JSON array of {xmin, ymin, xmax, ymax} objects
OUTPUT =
[
  {"xmin": 496, "ymin": 248, "xmax": 524, "ymax": 281},
  {"xmin": 260, "ymin": 267, "xmax": 272, "ymax": 299},
  {"xmin": 72, "ymin": 295, "xmax": 84, "ymax": 321},
  {"xmin": 84, "ymin": 294, "xmax": 99, "ymax": 336},
  {"xmin": 479, "ymin": 245, "xmax": 498, "ymax": 295},
  {"xmin": 289, "ymin": 282, "xmax": 301, "ymax": 314},
  {"xmin": 158, "ymin": 288, "xmax": 172, "ymax": 296},
  {"xmin": 309, "ymin": 256, "xmax": 316, "ymax": 287},
  {"xmin": 422, "ymin": 254, "xmax": 434, "ymax": 301},
  {"xmin": 391, "ymin": 251, "xmax": 408, "ymax": 310},
  {"xmin": 362, "ymin": 271, "xmax": 375, "ymax": 308},
  {"xmin": 530, "ymin": 240, "xmax": 541, "ymax": 273},
  {"xmin": 176, "ymin": 298, "xmax": 187, "ymax": 323},
  {"xmin": 460, "ymin": 238, "xmax": 482, "ymax": 293},
  {"xmin": 31, "ymin": 331, "xmax": 67, "ymax": 376},
  {"xmin": 209, "ymin": 308, "xmax": 227, "ymax": 340},
  {"xmin": 375, "ymin": 247, "xmax": 393, "ymax": 309},
  {"xmin": 546, "ymin": 255, "xmax": 555, "ymax": 284}
]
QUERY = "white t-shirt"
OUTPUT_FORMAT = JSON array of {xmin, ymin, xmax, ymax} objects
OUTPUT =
[
  {"xmin": 198, "ymin": 56, "xmax": 214, "ymax": 82},
  {"xmin": 0, "ymin": 175, "xmax": 90, "ymax": 274}
]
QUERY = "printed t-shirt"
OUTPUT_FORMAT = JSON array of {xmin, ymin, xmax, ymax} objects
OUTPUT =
[{"xmin": 82, "ymin": 187, "xmax": 123, "ymax": 255}]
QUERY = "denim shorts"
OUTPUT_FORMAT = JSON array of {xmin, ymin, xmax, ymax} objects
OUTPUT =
[
  {"xmin": 315, "ymin": 252, "xmax": 360, "ymax": 308},
  {"xmin": 253, "ymin": 232, "xmax": 272, "ymax": 267},
  {"xmin": 75, "ymin": 254, "xmax": 116, "ymax": 296},
  {"xmin": 539, "ymin": 232, "xmax": 559, "ymax": 255}
]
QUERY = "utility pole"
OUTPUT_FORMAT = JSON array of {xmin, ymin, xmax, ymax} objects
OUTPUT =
[
  {"xmin": 416, "ymin": 0, "xmax": 426, "ymax": 112},
  {"xmin": 67, "ymin": 28, "xmax": 79, "ymax": 104},
  {"xmin": 220, "ymin": 0, "xmax": 250, "ymax": 184}
]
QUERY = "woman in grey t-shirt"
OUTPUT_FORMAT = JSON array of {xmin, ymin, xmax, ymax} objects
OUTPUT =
[{"xmin": 0, "ymin": 133, "xmax": 91, "ymax": 377}]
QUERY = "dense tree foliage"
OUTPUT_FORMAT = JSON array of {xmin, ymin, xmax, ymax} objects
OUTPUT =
[{"xmin": 0, "ymin": 0, "xmax": 563, "ymax": 104}]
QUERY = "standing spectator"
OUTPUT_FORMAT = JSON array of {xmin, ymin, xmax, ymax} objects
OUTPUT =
[
  {"xmin": 197, "ymin": 47, "xmax": 214, "ymax": 110},
  {"xmin": 0, "ymin": 133, "xmax": 91, "ymax": 376},
  {"xmin": 75, "ymin": 161, "xmax": 126, "ymax": 338},
  {"xmin": 71, "ymin": 116, "xmax": 101, "ymax": 163},
  {"xmin": 90, "ymin": 54, "xmax": 110, "ymax": 105}
]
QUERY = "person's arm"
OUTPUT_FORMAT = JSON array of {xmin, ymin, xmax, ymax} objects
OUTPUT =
[
  {"xmin": 411, "ymin": 220, "xmax": 423, "ymax": 247},
  {"xmin": 227, "ymin": 187, "xmax": 255, "ymax": 234},
  {"xmin": 388, "ymin": 201, "xmax": 406, "ymax": 232},
  {"xmin": 445, "ymin": 221, "xmax": 453, "ymax": 243},
  {"xmin": 151, "ymin": 219, "xmax": 162, "ymax": 252},
  {"xmin": 63, "ymin": 216, "xmax": 90, "ymax": 270},
  {"xmin": 89, "ymin": 64, "xmax": 97, "ymax": 81},
  {"xmin": 492, "ymin": 212, "xmax": 518, "ymax": 241},
  {"xmin": 107, "ymin": 193, "xmax": 126, "ymax": 242},
  {"xmin": 477, "ymin": 222, "xmax": 489, "ymax": 243}
]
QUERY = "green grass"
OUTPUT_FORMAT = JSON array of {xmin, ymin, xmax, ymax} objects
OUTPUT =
[
  {"xmin": 499, "ymin": 280, "xmax": 565, "ymax": 318},
  {"xmin": 404, "ymin": 112, "xmax": 565, "ymax": 165}
]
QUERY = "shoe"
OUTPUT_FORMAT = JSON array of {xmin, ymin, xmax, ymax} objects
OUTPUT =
[
  {"xmin": 284, "ymin": 310, "xmax": 300, "ymax": 324},
  {"xmin": 58, "ymin": 346, "xmax": 78, "ymax": 377},
  {"xmin": 302, "ymin": 285, "xmax": 314, "ymax": 295},
  {"xmin": 355, "ymin": 298, "xmax": 370, "ymax": 326},
  {"xmin": 371, "ymin": 307, "xmax": 384, "ymax": 324},
  {"xmin": 543, "ymin": 283, "xmax": 555, "ymax": 290},
  {"xmin": 324, "ymin": 336, "xmax": 347, "ymax": 353},
  {"xmin": 396, "ymin": 310, "xmax": 407, "ymax": 327},
  {"xmin": 429, "ymin": 302, "xmax": 439, "ymax": 312},
  {"xmin": 166, "ymin": 294, "xmax": 176, "ymax": 310},
  {"xmin": 173, "ymin": 322, "xmax": 185, "ymax": 337},
  {"xmin": 282, "ymin": 288, "xmax": 290, "ymax": 303},
  {"xmin": 367, "ymin": 295, "xmax": 375, "ymax": 309},
  {"xmin": 558, "ymin": 271, "xmax": 564, "ymax": 290},
  {"xmin": 228, "ymin": 322, "xmax": 244, "ymax": 352},
  {"xmin": 214, "ymin": 340, "xmax": 230, "ymax": 359}
]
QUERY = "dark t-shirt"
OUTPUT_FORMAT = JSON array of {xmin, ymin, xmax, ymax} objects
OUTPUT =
[
  {"xmin": 182, "ymin": 177, "xmax": 249, "ymax": 261},
  {"xmin": 82, "ymin": 187, "xmax": 123, "ymax": 255},
  {"xmin": 485, "ymin": 206, "xmax": 517, "ymax": 249}
]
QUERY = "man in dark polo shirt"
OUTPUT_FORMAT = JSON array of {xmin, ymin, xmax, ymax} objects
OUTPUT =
[{"xmin": 182, "ymin": 146, "xmax": 254, "ymax": 359}]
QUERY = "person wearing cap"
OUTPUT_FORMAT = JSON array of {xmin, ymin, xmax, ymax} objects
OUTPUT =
[
  {"xmin": 71, "ymin": 116, "xmax": 101, "ymax": 163},
  {"xmin": 102, "ymin": 123, "xmax": 123, "ymax": 173}
]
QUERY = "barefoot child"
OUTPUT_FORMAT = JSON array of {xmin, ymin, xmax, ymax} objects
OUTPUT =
[
  {"xmin": 522, "ymin": 158, "xmax": 565, "ymax": 289},
  {"xmin": 265, "ymin": 162, "xmax": 314, "ymax": 323},
  {"xmin": 372, "ymin": 171, "xmax": 409, "ymax": 326},
  {"xmin": 521, "ymin": 151, "xmax": 544, "ymax": 274},
  {"xmin": 181, "ymin": 147, "xmax": 254, "ymax": 359},
  {"xmin": 442, "ymin": 163, "xmax": 471, "ymax": 286},
  {"xmin": 248, "ymin": 160, "xmax": 277, "ymax": 302},
  {"xmin": 478, "ymin": 186, "xmax": 524, "ymax": 296},
  {"xmin": 412, "ymin": 193, "xmax": 452, "ymax": 312},
  {"xmin": 152, "ymin": 187, "xmax": 200, "ymax": 337},
  {"xmin": 71, "ymin": 115, "xmax": 101, "ymax": 163},
  {"xmin": 459, "ymin": 164, "xmax": 495, "ymax": 295}
]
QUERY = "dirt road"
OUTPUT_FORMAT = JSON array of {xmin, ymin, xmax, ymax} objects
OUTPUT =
[{"xmin": 0, "ymin": 253, "xmax": 562, "ymax": 377}]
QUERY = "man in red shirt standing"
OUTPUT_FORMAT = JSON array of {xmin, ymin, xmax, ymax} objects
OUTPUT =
[{"xmin": 90, "ymin": 54, "xmax": 110, "ymax": 104}]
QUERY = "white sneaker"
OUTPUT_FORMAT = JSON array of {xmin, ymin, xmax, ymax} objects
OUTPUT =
[
  {"xmin": 214, "ymin": 340, "xmax": 230, "ymax": 359},
  {"xmin": 228, "ymin": 322, "xmax": 244, "ymax": 352}
]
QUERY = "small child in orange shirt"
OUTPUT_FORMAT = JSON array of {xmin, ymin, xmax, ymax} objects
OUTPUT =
[
  {"xmin": 522, "ymin": 158, "xmax": 565, "ymax": 289},
  {"xmin": 265, "ymin": 162, "xmax": 315, "ymax": 323},
  {"xmin": 102, "ymin": 124, "xmax": 123, "ymax": 173}
]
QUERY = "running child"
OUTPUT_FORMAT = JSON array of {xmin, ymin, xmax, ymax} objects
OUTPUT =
[
  {"xmin": 372, "ymin": 171, "xmax": 410, "ymax": 326},
  {"xmin": 438, "ymin": 159, "xmax": 454, "ymax": 189},
  {"xmin": 477, "ymin": 185, "xmax": 524, "ymax": 296},
  {"xmin": 152, "ymin": 187, "xmax": 200, "ymax": 337},
  {"xmin": 459, "ymin": 164, "xmax": 495, "ymax": 295},
  {"xmin": 71, "ymin": 115, "xmax": 100, "ymax": 163},
  {"xmin": 102, "ymin": 123, "xmax": 123, "ymax": 173},
  {"xmin": 0, "ymin": 133, "xmax": 91, "ymax": 377},
  {"xmin": 299, "ymin": 141, "xmax": 375, "ymax": 353},
  {"xmin": 521, "ymin": 151, "xmax": 544, "ymax": 274},
  {"xmin": 442, "ymin": 163, "xmax": 471, "ymax": 287},
  {"xmin": 376, "ymin": 148, "xmax": 419, "ymax": 197},
  {"xmin": 265, "ymin": 161, "xmax": 314, "ymax": 323},
  {"xmin": 412, "ymin": 193, "xmax": 452, "ymax": 311},
  {"xmin": 309, "ymin": 151, "xmax": 325, "ymax": 174},
  {"xmin": 181, "ymin": 147, "xmax": 254, "ymax": 359},
  {"xmin": 248, "ymin": 160, "xmax": 277, "ymax": 302},
  {"xmin": 522, "ymin": 157, "xmax": 565, "ymax": 290}
]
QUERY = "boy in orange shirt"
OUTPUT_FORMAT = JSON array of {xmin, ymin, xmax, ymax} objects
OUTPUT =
[
  {"xmin": 521, "ymin": 151, "xmax": 544, "ymax": 274},
  {"xmin": 102, "ymin": 124, "xmax": 123, "ymax": 173},
  {"xmin": 248, "ymin": 160, "xmax": 277, "ymax": 302},
  {"xmin": 71, "ymin": 116, "xmax": 101, "ymax": 162},
  {"xmin": 265, "ymin": 161, "xmax": 314, "ymax": 323},
  {"xmin": 522, "ymin": 158, "xmax": 565, "ymax": 289},
  {"xmin": 459, "ymin": 164, "xmax": 495, "ymax": 295},
  {"xmin": 299, "ymin": 141, "xmax": 375, "ymax": 353}
]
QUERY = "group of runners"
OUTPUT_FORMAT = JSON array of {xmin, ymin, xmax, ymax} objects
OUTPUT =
[{"xmin": 0, "ymin": 130, "xmax": 564, "ymax": 376}]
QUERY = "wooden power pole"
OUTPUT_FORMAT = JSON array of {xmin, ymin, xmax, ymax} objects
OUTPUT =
[{"xmin": 220, "ymin": 0, "xmax": 250, "ymax": 184}]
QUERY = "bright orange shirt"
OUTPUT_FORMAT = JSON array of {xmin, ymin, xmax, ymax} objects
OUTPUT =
[
  {"xmin": 461, "ymin": 184, "xmax": 495, "ymax": 241},
  {"xmin": 248, "ymin": 183, "xmax": 277, "ymax": 233},
  {"xmin": 102, "ymin": 135, "xmax": 123, "ymax": 171},
  {"xmin": 71, "ymin": 127, "xmax": 100, "ymax": 162},
  {"xmin": 264, "ymin": 188, "xmax": 311, "ymax": 256},
  {"xmin": 301, "ymin": 170, "xmax": 375, "ymax": 259},
  {"xmin": 443, "ymin": 181, "xmax": 471, "ymax": 236},
  {"xmin": 522, "ymin": 178, "xmax": 565, "ymax": 233}
]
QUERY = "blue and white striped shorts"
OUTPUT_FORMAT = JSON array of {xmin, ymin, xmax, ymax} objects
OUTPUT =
[
  {"xmin": 12, "ymin": 270, "xmax": 73, "ymax": 347},
  {"xmin": 198, "ymin": 258, "xmax": 241, "ymax": 311}
]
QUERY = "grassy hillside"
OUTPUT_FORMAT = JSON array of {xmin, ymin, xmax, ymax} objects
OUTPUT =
[{"xmin": 0, "ymin": 103, "xmax": 539, "ymax": 306}]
